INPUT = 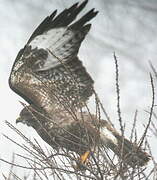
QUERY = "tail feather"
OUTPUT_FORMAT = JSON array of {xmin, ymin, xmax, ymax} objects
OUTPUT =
[
  {"xmin": 100, "ymin": 122, "xmax": 150, "ymax": 167},
  {"xmin": 110, "ymin": 135, "xmax": 150, "ymax": 167}
]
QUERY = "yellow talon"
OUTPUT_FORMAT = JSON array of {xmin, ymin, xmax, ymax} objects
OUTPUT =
[
  {"xmin": 73, "ymin": 151, "xmax": 91, "ymax": 170},
  {"xmin": 80, "ymin": 151, "xmax": 90, "ymax": 164}
]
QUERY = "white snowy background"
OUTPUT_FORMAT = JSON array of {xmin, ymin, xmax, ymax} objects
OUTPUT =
[{"xmin": 0, "ymin": 0, "xmax": 157, "ymax": 178}]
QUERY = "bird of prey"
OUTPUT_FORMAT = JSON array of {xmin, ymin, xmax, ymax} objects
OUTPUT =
[{"xmin": 9, "ymin": 0, "xmax": 150, "ymax": 169}]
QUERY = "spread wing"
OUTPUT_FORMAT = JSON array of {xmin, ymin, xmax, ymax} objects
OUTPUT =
[{"xmin": 9, "ymin": 0, "xmax": 98, "ymax": 113}]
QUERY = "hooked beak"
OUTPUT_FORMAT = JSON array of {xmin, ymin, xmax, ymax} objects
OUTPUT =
[{"xmin": 16, "ymin": 116, "xmax": 22, "ymax": 124}]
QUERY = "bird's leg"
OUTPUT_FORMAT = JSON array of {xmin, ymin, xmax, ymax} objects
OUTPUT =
[
  {"xmin": 80, "ymin": 151, "xmax": 90, "ymax": 164},
  {"xmin": 74, "ymin": 151, "xmax": 91, "ymax": 170}
]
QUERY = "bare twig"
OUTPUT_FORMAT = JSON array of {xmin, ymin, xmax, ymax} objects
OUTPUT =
[
  {"xmin": 113, "ymin": 53, "xmax": 124, "ymax": 135},
  {"xmin": 139, "ymin": 73, "xmax": 155, "ymax": 147}
]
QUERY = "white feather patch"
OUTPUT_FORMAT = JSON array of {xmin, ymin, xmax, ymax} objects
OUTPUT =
[
  {"xmin": 29, "ymin": 27, "xmax": 76, "ymax": 69},
  {"xmin": 100, "ymin": 127, "xmax": 118, "ymax": 145},
  {"xmin": 30, "ymin": 27, "xmax": 69, "ymax": 50}
]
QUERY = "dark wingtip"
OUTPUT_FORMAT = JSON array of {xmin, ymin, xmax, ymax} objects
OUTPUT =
[
  {"xmin": 79, "ymin": 0, "xmax": 88, "ymax": 9},
  {"xmin": 89, "ymin": 8, "xmax": 99, "ymax": 20},
  {"xmin": 84, "ymin": 0, "xmax": 88, "ymax": 5},
  {"xmin": 94, "ymin": 10, "xmax": 99, "ymax": 16},
  {"xmin": 26, "ymin": 0, "xmax": 98, "ymax": 43},
  {"xmin": 89, "ymin": 8, "xmax": 99, "ymax": 16},
  {"xmin": 50, "ymin": 9, "xmax": 57, "ymax": 19},
  {"xmin": 68, "ymin": 2, "xmax": 79, "ymax": 11},
  {"xmin": 70, "ymin": 7, "xmax": 98, "ymax": 30},
  {"xmin": 83, "ymin": 24, "xmax": 91, "ymax": 33}
]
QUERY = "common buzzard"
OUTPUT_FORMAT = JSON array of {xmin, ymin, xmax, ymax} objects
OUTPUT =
[{"xmin": 9, "ymin": 0, "xmax": 150, "ymax": 168}]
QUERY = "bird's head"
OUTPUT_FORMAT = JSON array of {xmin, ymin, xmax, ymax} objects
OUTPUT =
[{"xmin": 16, "ymin": 106, "xmax": 40, "ymax": 128}]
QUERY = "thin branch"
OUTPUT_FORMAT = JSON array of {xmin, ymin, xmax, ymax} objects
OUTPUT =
[
  {"xmin": 139, "ymin": 73, "xmax": 155, "ymax": 147},
  {"xmin": 113, "ymin": 53, "xmax": 124, "ymax": 134}
]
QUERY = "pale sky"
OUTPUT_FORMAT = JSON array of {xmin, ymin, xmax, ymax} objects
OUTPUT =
[{"xmin": 1, "ymin": 0, "xmax": 157, "ymax": 178}]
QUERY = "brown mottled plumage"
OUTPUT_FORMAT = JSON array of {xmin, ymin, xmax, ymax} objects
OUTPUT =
[{"xmin": 9, "ymin": 0, "xmax": 150, "ymax": 168}]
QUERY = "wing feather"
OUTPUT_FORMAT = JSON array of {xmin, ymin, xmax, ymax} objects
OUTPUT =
[
  {"xmin": 28, "ymin": 2, "xmax": 98, "ymax": 71},
  {"xmin": 27, "ymin": 0, "xmax": 90, "ymax": 44},
  {"xmin": 27, "ymin": 10, "xmax": 57, "ymax": 44},
  {"xmin": 9, "ymin": 1, "xmax": 97, "ymax": 112},
  {"xmin": 31, "ymin": 24, "xmax": 91, "ymax": 71}
]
